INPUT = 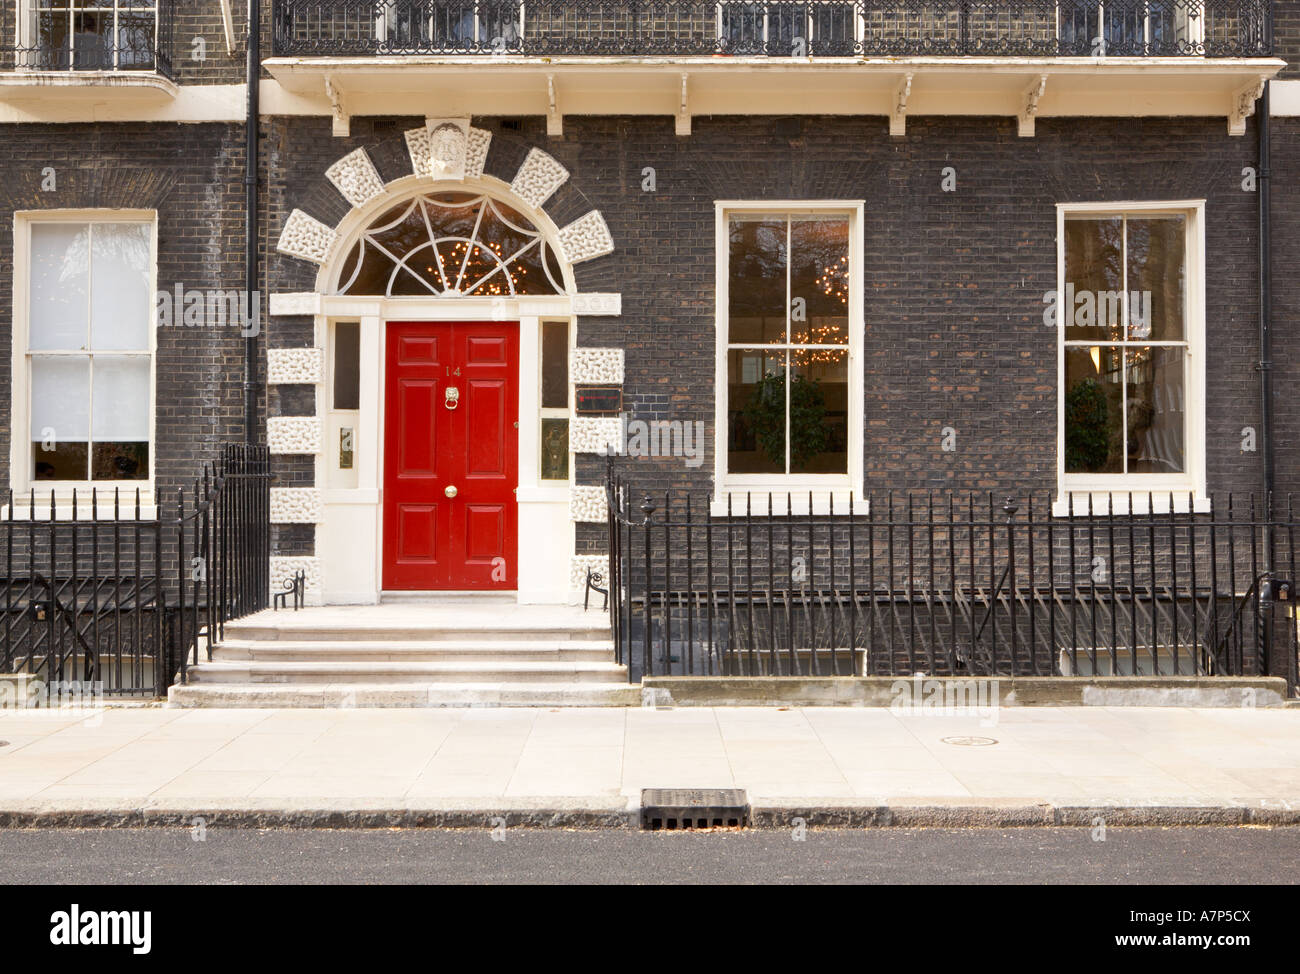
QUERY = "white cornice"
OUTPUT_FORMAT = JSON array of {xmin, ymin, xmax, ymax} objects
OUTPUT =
[{"xmin": 0, "ymin": 59, "xmax": 1286, "ymax": 131}]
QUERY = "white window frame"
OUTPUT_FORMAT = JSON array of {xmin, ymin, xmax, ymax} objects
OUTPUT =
[
  {"xmin": 713, "ymin": 200, "xmax": 864, "ymax": 517},
  {"xmin": 9, "ymin": 210, "xmax": 158, "ymax": 512},
  {"xmin": 1055, "ymin": 199, "xmax": 1207, "ymax": 516},
  {"xmin": 538, "ymin": 316, "xmax": 571, "ymax": 484}
]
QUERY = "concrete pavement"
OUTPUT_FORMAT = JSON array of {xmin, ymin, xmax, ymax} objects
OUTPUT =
[{"xmin": 1, "ymin": 705, "xmax": 1298, "ymax": 827}]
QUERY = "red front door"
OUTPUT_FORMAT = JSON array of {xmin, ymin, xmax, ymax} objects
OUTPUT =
[{"xmin": 382, "ymin": 321, "xmax": 519, "ymax": 590}]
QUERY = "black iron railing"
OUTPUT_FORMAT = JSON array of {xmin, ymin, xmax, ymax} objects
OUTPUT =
[
  {"xmin": 4, "ymin": 0, "xmax": 177, "ymax": 78},
  {"xmin": 1, "ymin": 445, "xmax": 270, "ymax": 698},
  {"xmin": 272, "ymin": 0, "xmax": 1274, "ymax": 57},
  {"xmin": 605, "ymin": 470, "xmax": 1299, "ymax": 692}
]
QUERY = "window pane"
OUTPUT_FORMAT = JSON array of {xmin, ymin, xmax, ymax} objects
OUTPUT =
[
  {"xmin": 34, "ymin": 10, "xmax": 71, "ymax": 69},
  {"xmin": 333, "ymin": 322, "xmax": 360, "ymax": 410},
  {"xmin": 728, "ymin": 217, "xmax": 788, "ymax": 344},
  {"xmin": 115, "ymin": 11, "xmax": 157, "ymax": 69},
  {"xmin": 30, "ymin": 223, "xmax": 89, "ymax": 350},
  {"xmin": 790, "ymin": 217, "xmax": 849, "ymax": 345},
  {"xmin": 789, "ymin": 347, "xmax": 848, "ymax": 474},
  {"xmin": 1062, "ymin": 217, "xmax": 1123, "ymax": 342},
  {"xmin": 91, "ymin": 355, "xmax": 149, "ymax": 440},
  {"xmin": 91, "ymin": 356, "xmax": 149, "ymax": 480},
  {"xmin": 1064, "ymin": 346, "xmax": 1123, "ymax": 474},
  {"xmin": 34, "ymin": 442, "xmax": 88, "ymax": 481},
  {"xmin": 31, "ymin": 357, "xmax": 90, "ymax": 480},
  {"xmin": 541, "ymin": 321, "xmax": 568, "ymax": 409},
  {"xmin": 72, "ymin": 10, "xmax": 112, "ymax": 70},
  {"xmin": 90, "ymin": 223, "xmax": 152, "ymax": 350},
  {"xmin": 727, "ymin": 349, "xmax": 786, "ymax": 474},
  {"xmin": 30, "ymin": 356, "xmax": 90, "ymax": 440},
  {"xmin": 720, "ymin": 2, "xmax": 765, "ymax": 55},
  {"xmin": 1126, "ymin": 216, "xmax": 1185, "ymax": 341},
  {"xmin": 811, "ymin": 4, "xmax": 856, "ymax": 55},
  {"xmin": 765, "ymin": 3, "xmax": 804, "ymax": 57},
  {"xmin": 1126, "ymin": 346, "xmax": 1185, "ymax": 474},
  {"xmin": 540, "ymin": 417, "xmax": 569, "ymax": 481}
]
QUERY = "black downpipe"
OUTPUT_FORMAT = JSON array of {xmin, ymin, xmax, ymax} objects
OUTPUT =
[{"xmin": 244, "ymin": 0, "xmax": 261, "ymax": 445}]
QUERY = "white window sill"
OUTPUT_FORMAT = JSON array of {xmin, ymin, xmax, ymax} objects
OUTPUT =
[
  {"xmin": 1052, "ymin": 491, "xmax": 1211, "ymax": 518},
  {"xmin": 710, "ymin": 489, "xmax": 866, "ymax": 518},
  {"xmin": 3, "ymin": 490, "xmax": 157, "ymax": 521}
]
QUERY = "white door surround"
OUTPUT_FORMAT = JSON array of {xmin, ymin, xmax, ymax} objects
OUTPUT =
[{"xmin": 267, "ymin": 133, "xmax": 623, "ymax": 605}]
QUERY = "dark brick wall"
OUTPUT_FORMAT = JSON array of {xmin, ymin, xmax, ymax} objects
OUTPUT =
[
  {"xmin": 0, "ymin": 123, "xmax": 253, "ymax": 499},
  {"xmin": 268, "ymin": 113, "xmax": 1281, "ymax": 505},
  {"xmin": 172, "ymin": 0, "xmax": 250, "ymax": 85},
  {"xmin": 1270, "ymin": 115, "xmax": 1300, "ymax": 495},
  {"xmin": 1277, "ymin": 0, "xmax": 1300, "ymax": 78}
]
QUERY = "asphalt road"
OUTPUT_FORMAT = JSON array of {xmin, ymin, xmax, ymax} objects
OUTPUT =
[{"xmin": 0, "ymin": 826, "xmax": 1295, "ymax": 884}]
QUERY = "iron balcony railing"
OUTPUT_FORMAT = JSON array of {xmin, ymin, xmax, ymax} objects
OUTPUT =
[
  {"xmin": 272, "ymin": 0, "xmax": 1273, "ymax": 58},
  {"xmin": 3, "ymin": 0, "xmax": 177, "ymax": 78},
  {"xmin": 1, "ymin": 445, "xmax": 271, "ymax": 698},
  {"xmin": 604, "ymin": 468, "xmax": 1300, "ymax": 693}
]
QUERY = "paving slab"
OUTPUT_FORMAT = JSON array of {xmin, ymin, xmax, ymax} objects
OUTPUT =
[{"xmin": 1, "ymin": 705, "xmax": 1298, "ymax": 827}]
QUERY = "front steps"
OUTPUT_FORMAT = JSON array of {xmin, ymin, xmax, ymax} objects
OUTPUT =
[{"xmin": 168, "ymin": 603, "xmax": 640, "ymax": 708}]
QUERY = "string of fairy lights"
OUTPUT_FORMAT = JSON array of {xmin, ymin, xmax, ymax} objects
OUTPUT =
[
  {"xmin": 772, "ymin": 253, "xmax": 850, "ymax": 365},
  {"xmin": 421, "ymin": 236, "xmax": 531, "ymax": 296}
]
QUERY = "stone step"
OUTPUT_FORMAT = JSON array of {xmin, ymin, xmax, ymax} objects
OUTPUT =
[
  {"xmin": 211, "ymin": 638, "xmax": 617, "ymax": 663},
  {"xmin": 186, "ymin": 659, "xmax": 629, "ymax": 685},
  {"xmin": 222, "ymin": 625, "xmax": 612, "ymax": 643},
  {"xmin": 378, "ymin": 591, "xmax": 517, "ymax": 605},
  {"xmin": 222, "ymin": 605, "xmax": 612, "ymax": 644},
  {"xmin": 167, "ymin": 681, "xmax": 643, "ymax": 708}
]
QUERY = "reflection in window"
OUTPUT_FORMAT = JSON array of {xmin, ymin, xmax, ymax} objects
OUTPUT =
[
  {"xmin": 1063, "ymin": 212, "xmax": 1188, "ymax": 476},
  {"xmin": 726, "ymin": 213, "xmax": 850, "ymax": 476},
  {"xmin": 336, "ymin": 192, "xmax": 565, "ymax": 298}
]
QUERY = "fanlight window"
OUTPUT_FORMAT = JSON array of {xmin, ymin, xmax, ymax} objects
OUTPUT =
[{"xmin": 336, "ymin": 192, "xmax": 566, "ymax": 297}]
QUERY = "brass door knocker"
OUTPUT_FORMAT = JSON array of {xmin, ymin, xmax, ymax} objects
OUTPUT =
[{"xmin": 444, "ymin": 386, "xmax": 460, "ymax": 410}]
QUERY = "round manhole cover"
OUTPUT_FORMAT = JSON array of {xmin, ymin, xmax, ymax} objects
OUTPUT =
[{"xmin": 941, "ymin": 736, "xmax": 998, "ymax": 747}]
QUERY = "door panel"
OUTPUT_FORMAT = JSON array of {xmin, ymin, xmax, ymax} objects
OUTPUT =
[
  {"xmin": 383, "ymin": 321, "xmax": 518, "ymax": 590},
  {"xmin": 395, "ymin": 503, "xmax": 439, "ymax": 563},
  {"xmin": 465, "ymin": 379, "xmax": 507, "ymax": 476},
  {"xmin": 397, "ymin": 380, "xmax": 438, "ymax": 474}
]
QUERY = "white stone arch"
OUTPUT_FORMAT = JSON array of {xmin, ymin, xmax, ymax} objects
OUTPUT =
[
  {"xmin": 314, "ymin": 174, "xmax": 581, "ymax": 299},
  {"xmin": 275, "ymin": 127, "xmax": 614, "ymax": 295}
]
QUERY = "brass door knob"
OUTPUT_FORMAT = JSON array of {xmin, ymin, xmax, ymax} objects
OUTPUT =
[{"xmin": 445, "ymin": 485, "xmax": 458, "ymax": 498}]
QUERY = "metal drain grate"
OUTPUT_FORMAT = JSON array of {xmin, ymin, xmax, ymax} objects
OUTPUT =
[{"xmin": 641, "ymin": 788, "xmax": 749, "ymax": 830}]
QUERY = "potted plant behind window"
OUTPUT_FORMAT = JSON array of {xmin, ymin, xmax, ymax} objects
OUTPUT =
[{"xmin": 742, "ymin": 369, "xmax": 829, "ymax": 469}]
